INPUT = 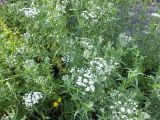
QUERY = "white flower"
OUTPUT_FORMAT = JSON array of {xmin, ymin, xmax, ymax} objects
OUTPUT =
[
  {"xmin": 84, "ymin": 69, "xmax": 94, "ymax": 79},
  {"xmin": 16, "ymin": 45, "xmax": 28, "ymax": 54},
  {"xmin": 20, "ymin": 7, "xmax": 40, "ymax": 18},
  {"xmin": 150, "ymin": 13, "xmax": 160, "ymax": 18},
  {"xmin": 83, "ymin": 49, "xmax": 91, "ymax": 59},
  {"xmin": 141, "ymin": 112, "xmax": 151, "ymax": 119},
  {"xmin": 77, "ymin": 76, "xmax": 83, "ymax": 82},
  {"xmin": 1, "ymin": 114, "xmax": 9, "ymax": 120},
  {"xmin": 35, "ymin": 76, "xmax": 48, "ymax": 84},
  {"xmin": 55, "ymin": 0, "xmax": 68, "ymax": 15},
  {"xmin": 83, "ymin": 79, "xmax": 88, "ymax": 83},
  {"xmin": 119, "ymin": 32, "xmax": 133, "ymax": 45},
  {"xmin": 61, "ymin": 52, "xmax": 73, "ymax": 63},
  {"xmin": 81, "ymin": 11, "xmax": 89, "ymax": 19},
  {"xmin": 23, "ymin": 59, "xmax": 36, "ymax": 68},
  {"xmin": 81, "ymin": 41, "xmax": 93, "ymax": 50},
  {"xmin": 62, "ymin": 75, "xmax": 69, "ymax": 81},
  {"xmin": 85, "ymin": 87, "xmax": 91, "ymax": 92},
  {"xmin": 110, "ymin": 106, "xmax": 114, "ymax": 109},
  {"xmin": 121, "ymin": 115, "xmax": 127, "ymax": 119},
  {"xmin": 117, "ymin": 101, "xmax": 122, "ymax": 105},
  {"xmin": 23, "ymin": 32, "xmax": 30, "ymax": 40},
  {"xmin": 127, "ymin": 109, "xmax": 131, "ymax": 114},
  {"xmin": 90, "ymin": 85, "xmax": 95, "ymax": 92},
  {"xmin": 89, "ymin": 57, "xmax": 108, "ymax": 75},
  {"xmin": 23, "ymin": 91, "xmax": 43, "ymax": 109},
  {"xmin": 76, "ymin": 81, "xmax": 82, "ymax": 86},
  {"xmin": 6, "ymin": 55, "xmax": 16, "ymax": 65},
  {"xmin": 88, "ymin": 80, "xmax": 94, "ymax": 85},
  {"xmin": 120, "ymin": 107, "xmax": 125, "ymax": 112}
]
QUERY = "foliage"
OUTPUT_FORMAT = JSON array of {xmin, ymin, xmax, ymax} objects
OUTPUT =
[{"xmin": 0, "ymin": 0, "xmax": 160, "ymax": 119}]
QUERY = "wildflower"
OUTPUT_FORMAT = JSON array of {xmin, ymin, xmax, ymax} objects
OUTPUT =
[
  {"xmin": 61, "ymin": 52, "xmax": 73, "ymax": 63},
  {"xmin": 117, "ymin": 101, "xmax": 122, "ymax": 105},
  {"xmin": 80, "ymin": 40, "xmax": 94, "ymax": 59},
  {"xmin": 35, "ymin": 76, "xmax": 48, "ymax": 84},
  {"xmin": 127, "ymin": 109, "xmax": 131, "ymax": 114},
  {"xmin": 1, "ymin": 114, "xmax": 9, "ymax": 120},
  {"xmin": 23, "ymin": 91, "xmax": 43, "ymax": 109},
  {"xmin": 20, "ymin": 7, "xmax": 40, "ymax": 18},
  {"xmin": 62, "ymin": 75, "xmax": 69, "ymax": 81},
  {"xmin": 53, "ymin": 102, "xmax": 59, "ymax": 107},
  {"xmin": 23, "ymin": 59, "xmax": 36, "ymax": 69},
  {"xmin": 23, "ymin": 32, "xmax": 30, "ymax": 40},
  {"xmin": 90, "ymin": 85, "xmax": 95, "ymax": 92},
  {"xmin": 119, "ymin": 32, "xmax": 133, "ymax": 45},
  {"xmin": 141, "ymin": 112, "xmax": 151, "ymax": 119},
  {"xmin": 80, "ymin": 40, "xmax": 93, "ymax": 50},
  {"xmin": 75, "ymin": 68, "xmax": 95, "ymax": 92},
  {"xmin": 85, "ymin": 87, "xmax": 91, "ymax": 92},
  {"xmin": 150, "ymin": 13, "xmax": 160, "ymax": 18},
  {"xmin": 52, "ymin": 97, "xmax": 62, "ymax": 107},
  {"xmin": 83, "ymin": 49, "xmax": 91, "ymax": 59},
  {"xmin": 83, "ymin": 79, "xmax": 88, "ymax": 83},
  {"xmin": 16, "ymin": 45, "xmax": 28, "ymax": 54},
  {"xmin": 89, "ymin": 57, "xmax": 107, "ymax": 71},
  {"xmin": 89, "ymin": 57, "xmax": 118, "ymax": 75},
  {"xmin": 110, "ymin": 106, "xmax": 114, "ymax": 109},
  {"xmin": 84, "ymin": 69, "xmax": 94, "ymax": 79},
  {"xmin": 6, "ymin": 55, "xmax": 17, "ymax": 66},
  {"xmin": 109, "ymin": 90, "xmax": 140, "ymax": 119},
  {"xmin": 56, "ymin": 0, "xmax": 68, "ymax": 14},
  {"xmin": 120, "ymin": 107, "xmax": 125, "ymax": 112},
  {"xmin": 80, "ymin": 1, "xmax": 107, "ymax": 23},
  {"xmin": 57, "ymin": 98, "xmax": 62, "ymax": 103}
]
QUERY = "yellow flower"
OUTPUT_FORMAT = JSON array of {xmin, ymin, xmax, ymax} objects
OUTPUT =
[
  {"xmin": 57, "ymin": 98, "xmax": 62, "ymax": 103},
  {"xmin": 53, "ymin": 102, "xmax": 59, "ymax": 107}
]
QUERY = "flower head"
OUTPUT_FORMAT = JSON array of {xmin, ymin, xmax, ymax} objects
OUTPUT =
[
  {"xmin": 20, "ymin": 7, "xmax": 40, "ymax": 18},
  {"xmin": 23, "ymin": 91, "xmax": 43, "ymax": 109}
]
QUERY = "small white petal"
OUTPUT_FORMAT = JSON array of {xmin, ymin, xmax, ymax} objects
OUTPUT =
[{"xmin": 85, "ymin": 87, "xmax": 91, "ymax": 92}]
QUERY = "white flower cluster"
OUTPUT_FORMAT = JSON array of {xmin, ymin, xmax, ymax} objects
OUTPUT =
[
  {"xmin": 61, "ymin": 52, "xmax": 73, "ymax": 63},
  {"xmin": 89, "ymin": 57, "xmax": 119, "ymax": 75},
  {"xmin": 81, "ymin": 4, "xmax": 103, "ymax": 23},
  {"xmin": 22, "ymin": 32, "xmax": 30, "ymax": 40},
  {"xmin": 76, "ymin": 69, "xmax": 95, "ymax": 92},
  {"xmin": 5, "ymin": 55, "xmax": 17, "ymax": 66},
  {"xmin": 80, "ymin": 1, "xmax": 107, "ymax": 23},
  {"xmin": 16, "ymin": 45, "xmax": 28, "ymax": 54},
  {"xmin": 80, "ymin": 40, "xmax": 93, "ymax": 50},
  {"xmin": 150, "ymin": 13, "xmax": 160, "ymax": 18},
  {"xmin": 154, "ymin": 87, "xmax": 160, "ymax": 100},
  {"xmin": 81, "ymin": 11, "xmax": 98, "ymax": 23},
  {"xmin": 140, "ymin": 112, "xmax": 151, "ymax": 120},
  {"xmin": 23, "ymin": 91, "xmax": 43, "ymax": 108},
  {"xmin": 119, "ymin": 32, "xmax": 133, "ymax": 45},
  {"xmin": 81, "ymin": 2, "xmax": 117, "ymax": 23},
  {"xmin": 23, "ymin": 59, "xmax": 36, "ymax": 69},
  {"xmin": 56, "ymin": 0, "xmax": 68, "ymax": 14},
  {"xmin": 63, "ymin": 57, "xmax": 118, "ymax": 93},
  {"xmin": 20, "ymin": 7, "xmax": 40, "ymax": 18},
  {"xmin": 70, "ymin": 67, "xmax": 95, "ymax": 92},
  {"xmin": 109, "ymin": 90, "xmax": 150, "ymax": 120},
  {"xmin": 80, "ymin": 39, "xmax": 94, "ymax": 59},
  {"xmin": 119, "ymin": 32, "xmax": 134, "ymax": 45},
  {"xmin": 35, "ymin": 76, "xmax": 48, "ymax": 84},
  {"xmin": 110, "ymin": 99, "xmax": 138, "ymax": 120},
  {"xmin": 1, "ymin": 114, "xmax": 9, "ymax": 120}
]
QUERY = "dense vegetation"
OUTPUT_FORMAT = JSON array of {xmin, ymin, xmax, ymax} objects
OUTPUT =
[{"xmin": 0, "ymin": 0, "xmax": 160, "ymax": 120}]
